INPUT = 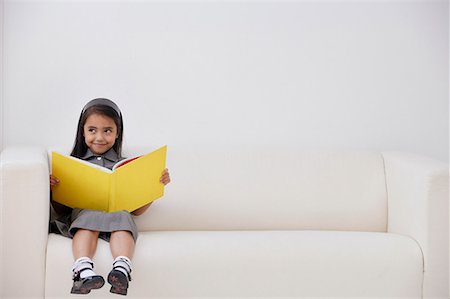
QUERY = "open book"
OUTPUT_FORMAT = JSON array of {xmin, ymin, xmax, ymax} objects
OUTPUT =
[{"xmin": 51, "ymin": 145, "xmax": 167, "ymax": 213}]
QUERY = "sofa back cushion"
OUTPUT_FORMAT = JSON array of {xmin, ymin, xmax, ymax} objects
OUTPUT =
[{"xmin": 131, "ymin": 148, "xmax": 387, "ymax": 232}]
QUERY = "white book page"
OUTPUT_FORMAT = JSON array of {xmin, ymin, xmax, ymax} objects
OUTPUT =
[{"xmin": 54, "ymin": 152, "xmax": 113, "ymax": 174}]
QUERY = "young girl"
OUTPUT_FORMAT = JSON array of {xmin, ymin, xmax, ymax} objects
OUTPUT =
[{"xmin": 50, "ymin": 98, "xmax": 170, "ymax": 296}]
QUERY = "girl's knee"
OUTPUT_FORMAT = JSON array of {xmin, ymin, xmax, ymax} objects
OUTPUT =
[
  {"xmin": 111, "ymin": 230, "xmax": 133, "ymax": 239},
  {"xmin": 74, "ymin": 229, "xmax": 100, "ymax": 238}
]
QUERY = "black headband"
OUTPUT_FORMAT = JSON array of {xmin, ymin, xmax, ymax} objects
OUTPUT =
[{"xmin": 82, "ymin": 98, "xmax": 122, "ymax": 117}]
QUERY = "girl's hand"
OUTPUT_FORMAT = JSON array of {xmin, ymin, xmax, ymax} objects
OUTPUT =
[
  {"xmin": 160, "ymin": 168, "xmax": 171, "ymax": 185},
  {"xmin": 50, "ymin": 175, "xmax": 60, "ymax": 191}
]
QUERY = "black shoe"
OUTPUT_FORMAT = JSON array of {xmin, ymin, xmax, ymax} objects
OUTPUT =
[
  {"xmin": 107, "ymin": 269, "xmax": 130, "ymax": 295},
  {"xmin": 71, "ymin": 275, "xmax": 105, "ymax": 294}
]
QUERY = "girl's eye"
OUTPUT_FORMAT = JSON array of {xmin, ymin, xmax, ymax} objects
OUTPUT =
[
  {"xmin": 88, "ymin": 129, "xmax": 96, "ymax": 133},
  {"xmin": 105, "ymin": 129, "xmax": 112, "ymax": 134}
]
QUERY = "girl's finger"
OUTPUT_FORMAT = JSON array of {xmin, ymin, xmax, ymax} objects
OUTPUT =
[{"xmin": 160, "ymin": 177, "xmax": 170, "ymax": 185}]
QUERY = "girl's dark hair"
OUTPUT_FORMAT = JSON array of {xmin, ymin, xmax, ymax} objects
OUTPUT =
[{"xmin": 71, "ymin": 99, "xmax": 124, "ymax": 159}]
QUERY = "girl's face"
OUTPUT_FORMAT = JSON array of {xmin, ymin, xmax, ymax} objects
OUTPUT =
[{"xmin": 83, "ymin": 113, "xmax": 118, "ymax": 155}]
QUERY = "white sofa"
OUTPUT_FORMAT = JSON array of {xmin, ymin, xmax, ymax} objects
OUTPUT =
[{"xmin": 0, "ymin": 146, "xmax": 448, "ymax": 298}]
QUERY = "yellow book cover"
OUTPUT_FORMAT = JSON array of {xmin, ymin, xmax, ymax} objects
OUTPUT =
[{"xmin": 51, "ymin": 145, "xmax": 167, "ymax": 213}]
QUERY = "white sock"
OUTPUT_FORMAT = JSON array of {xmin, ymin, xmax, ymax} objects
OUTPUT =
[
  {"xmin": 72, "ymin": 257, "xmax": 96, "ymax": 279},
  {"xmin": 113, "ymin": 256, "xmax": 132, "ymax": 279}
]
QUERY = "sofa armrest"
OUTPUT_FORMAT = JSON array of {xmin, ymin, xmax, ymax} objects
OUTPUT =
[
  {"xmin": 383, "ymin": 151, "xmax": 449, "ymax": 298},
  {"xmin": 1, "ymin": 146, "xmax": 49, "ymax": 298}
]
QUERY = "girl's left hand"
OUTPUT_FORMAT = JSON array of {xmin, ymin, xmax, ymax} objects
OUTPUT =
[{"xmin": 160, "ymin": 168, "xmax": 171, "ymax": 185}]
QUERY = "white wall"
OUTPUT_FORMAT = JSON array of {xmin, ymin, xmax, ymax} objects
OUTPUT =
[{"xmin": 1, "ymin": 0, "xmax": 449, "ymax": 162}]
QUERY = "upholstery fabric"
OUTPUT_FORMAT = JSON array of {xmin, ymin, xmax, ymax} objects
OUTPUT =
[
  {"xmin": 45, "ymin": 231, "xmax": 423, "ymax": 298},
  {"xmin": 134, "ymin": 149, "xmax": 388, "ymax": 232}
]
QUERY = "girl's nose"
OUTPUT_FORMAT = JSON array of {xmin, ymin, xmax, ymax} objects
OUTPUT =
[{"xmin": 95, "ymin": 134, "xmax": 105, "ymax": 141}]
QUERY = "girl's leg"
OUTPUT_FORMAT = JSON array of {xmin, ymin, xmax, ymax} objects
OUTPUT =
[
  {"xmin": 110, "ymin": 230, "xmax": 135, "ymax": 258},
  {"xmin": 72, "ymin": 229, "xmax": 100, "ymax": 259},
  {"xmin": 71, "ymin": 229, "xmax": 104, "ymax": 294},
  {"xmin": 108, "ymin": 231, "xmax": 135, "ymax": 295}
]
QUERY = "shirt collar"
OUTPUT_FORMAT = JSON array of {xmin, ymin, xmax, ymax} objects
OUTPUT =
[{"xmin": 81, "ymin": 148, "xmax": 119, "ymax": 162}]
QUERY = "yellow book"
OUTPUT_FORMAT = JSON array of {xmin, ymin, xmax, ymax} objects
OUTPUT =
[{"xmin": 51, "ymin": 145, "xmax": 167, "ymax": 213}]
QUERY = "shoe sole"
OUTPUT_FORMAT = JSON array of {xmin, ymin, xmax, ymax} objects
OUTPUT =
[
  {"xmin": 108, "ymin": 269, "xmax": 129, "ymax": 295},
  {"xmin": 71, "ymin": 275, "xmax": 105, "ymax": 294}
]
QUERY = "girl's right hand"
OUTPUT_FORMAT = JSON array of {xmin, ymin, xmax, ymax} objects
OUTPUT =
[{"xmin": 50, "ymin": 175, "xmax": 60, "ymax": 191}]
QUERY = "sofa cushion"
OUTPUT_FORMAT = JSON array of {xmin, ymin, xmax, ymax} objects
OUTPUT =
[
  {"xmin": 45, "ymin": 230, "xmax": 422, "ymax": 298},
  {"xmin": 134, "ymin": 150, "xmax": 388, "ymax": 232}
]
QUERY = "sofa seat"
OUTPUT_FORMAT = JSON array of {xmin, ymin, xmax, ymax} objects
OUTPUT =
[{"xmin": 45, "ymin": 230, "xmax": 423, "ymax": 298}]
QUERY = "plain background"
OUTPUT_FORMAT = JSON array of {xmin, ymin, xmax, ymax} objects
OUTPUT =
[{"xmin": 0, "ymin": 0, "xmax": 448, "ymax": 163}]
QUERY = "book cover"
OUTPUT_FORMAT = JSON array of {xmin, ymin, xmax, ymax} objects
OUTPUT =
[{"xmin": 51, "ymin": 145, "xmax": 167, "ymax": 213}]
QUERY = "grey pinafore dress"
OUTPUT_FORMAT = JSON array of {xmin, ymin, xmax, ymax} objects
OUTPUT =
[{"xmin": 50, "ymin": 148, "xmax": 138, "ymax": 242}]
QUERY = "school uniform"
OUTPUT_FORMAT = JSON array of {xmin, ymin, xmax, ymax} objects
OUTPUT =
[{"xmin": 50, "ymin": 148, "xmax": 139, "ymax": 242}]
